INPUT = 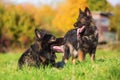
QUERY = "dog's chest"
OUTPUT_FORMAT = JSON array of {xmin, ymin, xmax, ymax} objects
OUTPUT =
[{"xmin": 84, "ymin": 27, "xmax": 94, "ymax": 36}]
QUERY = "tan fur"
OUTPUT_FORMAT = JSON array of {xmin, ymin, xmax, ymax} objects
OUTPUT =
[
  {"xmin": 77, "ymin": 49, "xmax": 85, "ymax": 62},
  {"xmin": 40, "ymin": 56, "xmax": 46, "ymax": 62},
  {"xmin": 72, "ymin": 58, "xmax": 76, "ymax": 64},
  {"xmin": 64, "ymin": 59, "xmax": 68, "ymax": 63}
]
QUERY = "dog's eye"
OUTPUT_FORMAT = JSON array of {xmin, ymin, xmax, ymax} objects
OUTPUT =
[
  {"xmin": 52, "ymin": 36, "xmax": 56, "ymax": 40},
  {"xmin": 50, "ymin": 37, "xmax": 56, "ymax": 42}
]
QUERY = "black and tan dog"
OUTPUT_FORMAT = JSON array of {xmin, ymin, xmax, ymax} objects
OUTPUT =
[
  {"xmin": 62, "ymin": 7, "xmax": 98, "ymax": 64},
  {"xmin": 18, "ymin": 29, "xmax": 63, "ymax": 69}
]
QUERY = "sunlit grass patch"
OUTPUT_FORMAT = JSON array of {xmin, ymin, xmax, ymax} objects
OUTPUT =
[{"xmin": 0, "ymin": 49, "xmax": 120, "ymax": 80}]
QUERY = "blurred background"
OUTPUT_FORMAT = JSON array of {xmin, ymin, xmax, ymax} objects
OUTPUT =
[{"xmin": 0, "ymin": 0, "xmax": 120, "ymax": 53}]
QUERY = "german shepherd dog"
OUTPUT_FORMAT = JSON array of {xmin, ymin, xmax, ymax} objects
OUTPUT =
[
  {"xmin": 18, "ymin": 29, "xmax": 63, "ymax": 69},
  {"xmin": 62, "ymin": 7, "xmax": 98, "ymax": 64}
]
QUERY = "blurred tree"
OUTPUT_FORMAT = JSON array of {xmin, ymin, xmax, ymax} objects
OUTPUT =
[
  {"xmin": 87, "ymin": 0, "xmax": 113, "ymax": 11},
  {"xmin": 0, "ymin": 1, "xmax": 56, "ymax": 51},
  {"xmin": 36, "ymin": 5, "xmax": 55, "ymax": 31},
  {"xmin": 87, "ymin": 0, "xmax": 120, "ymax": 40},
  {"xmin": 110, "ymin": 4, "xmax": 120, "ymax": 40},
  {"xmin": 52, "ymin": 0, "xmax": 87, "ymax": 36},
  {"xmin": 0, "ymin": 2, "xmax": 4, "ymax": 39}
]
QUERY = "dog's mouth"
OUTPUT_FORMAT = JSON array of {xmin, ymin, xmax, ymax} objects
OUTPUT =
[
  {"xmin": 77, "ymin": 26, "xmax": 85, "ymax": 38},
  {"xmin": 51, "ymin": 46, "xmax": 64, "ymax": 53}
]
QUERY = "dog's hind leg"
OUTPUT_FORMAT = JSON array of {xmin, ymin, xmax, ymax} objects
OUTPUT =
[
  {"xmin": 72, "ymin": 57, "xmax": 76, "ymax": 64},
  {"xmin": 72, "ymin": 50, "xmax": 78, "ymax": 64},
  {"xmin": 77, "ymin": 49, "xmax": 85, "ymax": 62},
  {"xmin": 89, "ymin": 49, "xmax": 96, "ymax": 61},
  {"xmin": 89, "ymin": 53, "xmax": 95, "ymax": 61},
  {"xmin": 18, "ymin": 54, "xmax": 26, "ymax": 69},
  {"xmin": 62, "ymin": 45, "xmax": 70, "ymax": 63}
]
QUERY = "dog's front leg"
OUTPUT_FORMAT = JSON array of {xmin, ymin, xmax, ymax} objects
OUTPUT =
[
  {"xmin": 89, "ymin": 53, "xmax": 95, "ymax": 62},
  {"xmin": 77, "ymin": 49, "xmax": 85, "ymax": 62}
]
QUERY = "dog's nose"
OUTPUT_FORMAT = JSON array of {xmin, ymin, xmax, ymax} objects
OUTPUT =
[{"xmin": 74, "ymin": 23, "xmax": 77, "ymax": 27}]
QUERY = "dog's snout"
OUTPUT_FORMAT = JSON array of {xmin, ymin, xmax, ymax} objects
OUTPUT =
[{"xmin": 74, "ymin": 22, "xmax": 78, "ymax": 27}]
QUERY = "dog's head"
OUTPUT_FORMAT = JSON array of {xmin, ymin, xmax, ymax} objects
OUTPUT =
[
  {"xmin": 34, "ymin": 29, "xmax": 56, "ymax": 60},
  {"xmin": 35, "ymin": 28, "xmax": 63, "ymax": 50},
  {"xmin": 74, "ymin": 7, "xmax": 93, "ymax": 34},
  {"xmin": 35, "ymin": 29, "xmax": 64, "ymax": 62},
  {"xmin": 35, "ymin": 28, "xmax": 56, "ymax": 48}
]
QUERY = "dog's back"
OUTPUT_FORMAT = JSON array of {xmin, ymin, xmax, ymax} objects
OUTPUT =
[{"xmin": 18, "ymin": 44, "xmax": 41, "ymax": 68}]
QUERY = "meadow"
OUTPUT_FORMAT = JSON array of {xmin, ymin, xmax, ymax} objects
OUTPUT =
[{"xmin": 0, "ymin": 49, "xmax": 120, "ymax": 80}]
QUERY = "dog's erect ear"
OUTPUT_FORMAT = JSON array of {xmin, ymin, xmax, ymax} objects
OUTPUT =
[
  {"xmin": 79, "ymin": 8, "xmax": 83, "ymax": 14},
  {"xmin": 35, "ymin": 28, "xmax": 42, "ymax": 39},
  {"xmin": 84, "ymin": 7, "xmax": 92, "ymax": 17}
]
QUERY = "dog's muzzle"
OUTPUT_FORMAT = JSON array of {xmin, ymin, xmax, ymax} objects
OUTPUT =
[
  {"xmin": 51, "ymin": 46, "xmax": 64, "ymax": 53},
  {"xmin": 77, "ymin": 26, "xmax": 85, "ymax": 39}
]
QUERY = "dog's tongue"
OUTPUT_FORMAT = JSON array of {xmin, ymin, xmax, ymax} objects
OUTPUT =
[
  {"xmin": 77, "ymin": 26, "xmax": 85, "ymax": 37},
  {"xmin": 52, "ymin": 46, "xmax": 64, "ymax": 53}
]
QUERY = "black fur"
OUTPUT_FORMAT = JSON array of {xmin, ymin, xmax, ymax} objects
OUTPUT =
[
  {"xmin": 18, "ymin": 29, "xmax": 62, "ymax": 69},
  {"xmin": 62, "ymin": 7, "xmax": 98, "ymax": 63}
]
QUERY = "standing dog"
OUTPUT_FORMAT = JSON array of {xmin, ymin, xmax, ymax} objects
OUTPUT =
[
  {"xmin": 18, "ymin": 29, "xmax": 63, "ymax": 69},
  {"xmin": 62, "ymin": 7, "xmax": 98, "ymax": 63}
]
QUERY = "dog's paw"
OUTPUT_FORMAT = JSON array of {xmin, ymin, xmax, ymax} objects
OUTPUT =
[{"xmin": 55, "ymin": 61, "xmax": 65, "ymax": 68}]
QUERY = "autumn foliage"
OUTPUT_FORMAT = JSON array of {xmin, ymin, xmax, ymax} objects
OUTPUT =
[
  {"xmin": 0, "ymin": 2, "xmax": 56, "ymax": 52},
  {"xmin": 52, "ymin": 0, "xmax": 87, "ymax": 35},
  {"xmin": 0, "ymin": 0, "xmax": 88, "ymax": 52},
  {"xmin": 0, "ymin": 0, "xmax": 119, "ymax": 52}
]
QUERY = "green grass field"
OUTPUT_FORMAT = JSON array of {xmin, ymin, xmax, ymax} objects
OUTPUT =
[{"xmin": 0, "ymin": 49, "xmax": 120, "ymax": 80}]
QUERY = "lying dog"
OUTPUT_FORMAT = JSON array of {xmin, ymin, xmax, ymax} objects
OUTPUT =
[
  {"xmin": 18, "ymin": 29, "xmax": 63, "ymax": 69},
  {"xmin": 62, "ymin": 7, "xmax": 98, "ymax": 64}
]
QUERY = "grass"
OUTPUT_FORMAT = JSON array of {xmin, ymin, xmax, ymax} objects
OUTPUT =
[{"xmin": 0, "ymin": 49, "xmax": 120, "ymax": 80}]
